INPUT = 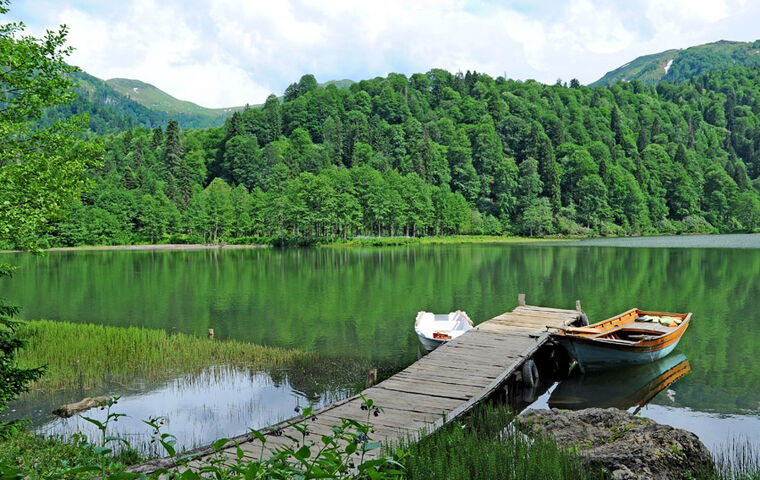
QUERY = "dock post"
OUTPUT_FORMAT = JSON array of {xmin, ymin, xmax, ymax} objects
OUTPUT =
[
  {"xmin": 518, "ymin": 293, "xmax": 526, "ymax": 306},
  {"xmin": 576, "ymin": 300, "xmax": 582, "ymax": 312},
  {"xmin": 366, "ymin": 368, "xmax": 378, "ymax": 388}
]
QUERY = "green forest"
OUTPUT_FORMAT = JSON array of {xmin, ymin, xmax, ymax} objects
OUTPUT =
[{"xmin": 24, "ymin": 66, "xmax": 760, "ymax": 249}]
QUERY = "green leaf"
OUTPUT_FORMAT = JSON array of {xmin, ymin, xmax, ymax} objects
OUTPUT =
[
  {"xmin": 294, "ymin": 445, "xmax": 311, "ymax": 460},
  {"xmin": 249, "ymin": 428, "xmax": 267, "ymax": 444},
  {"xmin": 178, "ymin": 470, "xmax": 203, "ymax": 479},
  {"xmin": 212, "ymin": 437, "xmax": 229, "ymax": 451},
  {"xmin": 80, "ymin": 415, "xmax": 104, "ymax": 429},
  {"xmin": 362, "ymin": 441, "xmax": 381, "ymax": 452},
  {"xmin": 344, "ymin": 442, "xmax": 357, "ymax": 455},
  {"xmin": 106, "ymin": 472, "xmax": 144, "ymax": 480},
  {"xmin": 105, "ymin": 435, "xmax": 131, "ymax": 446},
  {"xmin": 93, "ymin": 446, "xmax": 112, "ymax": 456}
]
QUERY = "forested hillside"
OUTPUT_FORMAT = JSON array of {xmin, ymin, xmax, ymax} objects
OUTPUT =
[
  {"xmin": 39, "ymin": 72, "xmax": 238, "ymax": 133},
  {"xmin": 592, "ymin": 40, "xmax": 760, "ymax": 87},
  {"xmin": 28, "ymin": 67, "xmax": 760, "ymax": 248}
]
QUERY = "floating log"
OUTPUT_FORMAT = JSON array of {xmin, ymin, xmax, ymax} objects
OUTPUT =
[{"xmin": 52, "ymin": 396, "xmax": 109, "ymax": 418}]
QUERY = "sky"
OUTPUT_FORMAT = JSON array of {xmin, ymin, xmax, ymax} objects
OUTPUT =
[{"xmin": 7, "ymin": 0, "xmax": 760, "ymax": 108}]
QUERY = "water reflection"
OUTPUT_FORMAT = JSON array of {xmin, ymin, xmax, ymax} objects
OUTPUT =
[
  {"xmin": 549, "ymin": 353, "xmax": 691, "ymax": 412},
  {"xmin": 31, "ymin": 367, "xmax": 352, "ymax": 455},
  {"xmin": 2, "ymin": 238, "xmax": 760, "ymax": 451}
]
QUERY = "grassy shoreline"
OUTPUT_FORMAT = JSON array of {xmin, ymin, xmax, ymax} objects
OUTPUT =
[
  {"xmin": 322, "ymin": 234, "xmax": 576, "ymax": 247},
  {"xmin": 2, "ymin": 235, "xmax": 576, "ymax": 253}
]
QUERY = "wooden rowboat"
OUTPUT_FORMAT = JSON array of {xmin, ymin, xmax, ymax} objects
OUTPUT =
[{"xmin": 548, "ymin": 308, "xmax": 691, "ymax": 372}]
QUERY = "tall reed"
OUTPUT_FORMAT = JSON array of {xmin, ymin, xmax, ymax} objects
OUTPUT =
[
  {"xmin": 15, "ymin": 320, "xmax": 317, "ymax": 392},
  {"xmin": 397, "ymin": 403, "xmax": 607, "ymax": 480},
  {"xmin": 712, "ymin": 437, "xmax": 760, "ymax": 480}
]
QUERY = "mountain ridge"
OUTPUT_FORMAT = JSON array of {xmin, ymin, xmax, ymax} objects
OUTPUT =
[
  {"xmin": 105, "ymin": 77, "xmax": 245, "ymax": 116},
  {"xmin": 591, "ymin": 39, "xmax": 760, "ymax": 87}
]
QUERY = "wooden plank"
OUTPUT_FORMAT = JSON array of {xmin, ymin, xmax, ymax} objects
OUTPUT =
[
  {"xmin": 319, "ymin": 410, "xmax": 435, "ymax": 432},
  {"xmin": 446, "ymin": 335, "xmax": 537, "ymax": 348},
  {"xmin": 420, "ymin": 337, "xmax": 548, "ymax": 435},
  {"xmin": 504, "ymin": 311, "xmax": 577, "ymax": 322},
  {"xmin": 376, "ymin": 377, "xmax": 484, "ymax": 397},
  {"xmin": 361, "ymin": 389, "xmax": 462, "ymax": 411},
  {"xmin": 371, "ymin": 383, "xmax": 473, "ymax": 401},
  {"xmin": 392, "ymin": 369, "xmax": 497, "ymax": 386},
  {"xmin": 516, "ymin": 305, "xmax": 579, "ymax": 315}
]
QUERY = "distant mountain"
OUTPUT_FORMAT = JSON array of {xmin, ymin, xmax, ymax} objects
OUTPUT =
[
  {"xmin": 106, "ymin": 78, "xmax": 243, "ymax": 119},
  {"xmin": 41, "ymin": 72, "xmax": 354, "ymax": 134},
  {"xmin": 591, "ymin": 40, "xmax": 760, "ymax": 87},
  {"xmin": 321, "ymin": 79, "xmax": 354, "ymax": 90},
  {"xmin": 40, "ymin": 71, "xmax": 242, "ymax": 133}
]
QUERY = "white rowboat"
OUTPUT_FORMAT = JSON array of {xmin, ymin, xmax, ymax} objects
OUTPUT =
[{"xmin": 414, "ymin": 310, "xmax": 473, "ymax": 351}]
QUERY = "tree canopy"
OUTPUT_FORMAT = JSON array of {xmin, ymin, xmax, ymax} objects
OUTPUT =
[{"xmin": 15, "ymin": 64, "xmax": 760, "ymax": 248}]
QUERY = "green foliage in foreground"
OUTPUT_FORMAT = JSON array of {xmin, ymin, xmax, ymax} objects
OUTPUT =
[
  {"xmin": 0, "ymin": 265, "xmax": 44, "ymax": 436},
  {"xmin": 2, "ymin": 398, "xmax": 759, "ymax": 479},
  {"xmin": 0, "ymin": 2, "xmax": 101, "ymax": 251},
  {"xmin": 15, "ymin": 320, "xmax": 317, "ymax": 392}
]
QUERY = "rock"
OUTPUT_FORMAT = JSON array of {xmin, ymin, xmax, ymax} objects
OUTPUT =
[
  {"xmin": 515, "ymin": 408, "xmax": 714, "ymax": 480},
  {"xmin": 52, "ymin": 396, "xmax": 109, "ymax": 418}
]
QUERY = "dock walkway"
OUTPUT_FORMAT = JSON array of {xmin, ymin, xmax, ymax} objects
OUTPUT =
[{"xmin": 130, "ymin": 297, "xmax": 580, "ymax": 474}]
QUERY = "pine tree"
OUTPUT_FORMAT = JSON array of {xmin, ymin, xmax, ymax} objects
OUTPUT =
[
  {"xmin": 674, "ymin": 144, "xmax": 688, "ymax": 167},
  {"xmin": 1, "ymin": 265, "xmax": 44, "ymax": 429},
  {"xmin": 263, "ymin": 94, "xmax": 282, "ymax": 144},
  {"xmin": 537, "ymin": 135, "xmax": 560, "ymax": 213},
  {"xmin": 151, "ymin": 126, "xmax": 163, "ymax": 148},
  {"xmin": 164, "ymin": 119, "xmax": 183, "ymax": 178},
  {"xmin": 611, "ymin": 107, "xmax": 624, "ymax": 146},
  {"xmin": 637, "ymin": 126, "xmax": 648, "ymax": 153},
  {"xmin": 227, "ymin": 111, "xmax": 244, "ymax": 138}
]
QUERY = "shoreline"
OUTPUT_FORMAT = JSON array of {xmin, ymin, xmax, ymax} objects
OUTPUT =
[
  {"xmin": 1, "ymin": 243, "xmax": 271, "ymax": 253},
  {"xmin": 6, "ymin": 231, "xmax": 753, "ymax": 253},
  {"xmin": 321, "ymin": 235, "xmax": 577, "ymax": 248}
]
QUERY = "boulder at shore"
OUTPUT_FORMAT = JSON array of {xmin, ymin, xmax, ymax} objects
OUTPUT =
[{"xmin": 516, "ymin": 408, "xmax": 713, "ymax": 480}]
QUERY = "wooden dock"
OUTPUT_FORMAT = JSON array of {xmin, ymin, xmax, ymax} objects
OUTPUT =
[{"xmin": 130, "ymin": 296, "xmax": 581, "ymax": 474}]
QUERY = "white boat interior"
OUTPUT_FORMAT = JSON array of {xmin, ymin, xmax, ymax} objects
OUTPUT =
[{"xmin": 414, "ymin": 310, "xmax": 473, "ymax": 343}]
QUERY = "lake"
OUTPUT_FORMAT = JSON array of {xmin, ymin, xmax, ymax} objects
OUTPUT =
[{"xmin": 2, "ymin": 235, "xmax": 760, "ymax": 453}]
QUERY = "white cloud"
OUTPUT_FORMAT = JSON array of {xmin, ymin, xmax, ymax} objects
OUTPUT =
[{"xmin": 8, "ymin": 0, "xmax": 760, "ymax": 107}]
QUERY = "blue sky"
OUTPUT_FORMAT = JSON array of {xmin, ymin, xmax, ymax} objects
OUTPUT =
[{"xmin": 7, "ymin": 0, "xmax": 760, "ymax": 107}]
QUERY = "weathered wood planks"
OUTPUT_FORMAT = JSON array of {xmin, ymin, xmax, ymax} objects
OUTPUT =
[{"xmin": 128, "ymin": 297, "xmax": 580, "ymax": 475}]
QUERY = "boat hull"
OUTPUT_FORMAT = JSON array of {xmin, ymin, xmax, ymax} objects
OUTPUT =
[
  {"xmin": 417, "ymin": 333, "xmax": 445, "ymax": 352},
  {"xmin": 551, "ymin": 309, "xmax": 691, "ymax": 372},
  {"xmin": 557, "ymin": 336, "xmax": 683, "ymax": 372}
]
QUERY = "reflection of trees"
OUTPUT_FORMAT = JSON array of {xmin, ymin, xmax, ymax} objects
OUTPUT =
[
  {"xmin": 269, "ymin": 358, "xmax": 399, "ymax": 403},
  {"xmin": 2, "ymin": 245, "xmax": 760, "ymax": 413}
]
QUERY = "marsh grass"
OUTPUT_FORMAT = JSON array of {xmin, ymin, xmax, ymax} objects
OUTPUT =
[
  {"xmin": 15, "ymin": 320, "xmax": 318, "ymax": 392},
  {"xmin": 712, "ymin": 437, "xmax": 760, "ymax": 480},
  {"xmin": 396, "ymin": 403, "xmax": 608, "ymax": 480}
]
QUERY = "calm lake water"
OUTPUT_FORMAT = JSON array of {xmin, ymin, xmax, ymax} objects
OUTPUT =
[{"xmin": 2, "ymin": 235, "xmax": 760, "ymax": 453}]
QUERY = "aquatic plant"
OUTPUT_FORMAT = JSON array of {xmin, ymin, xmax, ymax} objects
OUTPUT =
[
  {"xmin": 712, "ymin": 437, "xmax": 760, "ymax": 480},
  {"xmin": 397, "ymin": 403, "xmax": 608, "ymax": 480},
  {"xmin": 14, "ymin": 320, "xmax": 318, "ymax": 392}
]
